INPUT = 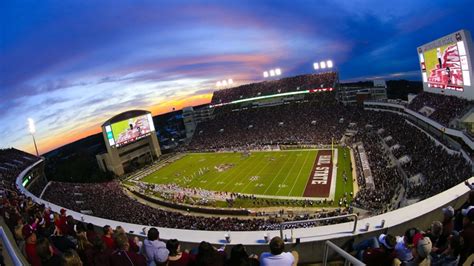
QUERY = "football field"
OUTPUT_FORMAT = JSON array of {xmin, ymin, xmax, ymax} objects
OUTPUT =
[{"xmin": 140, "ymin": 148, "xmax": 353, "ymax": 199}]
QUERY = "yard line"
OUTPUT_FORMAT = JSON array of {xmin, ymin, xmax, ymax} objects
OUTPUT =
[
  {"xmin": 287, "ymin": 150, "xmax": 312, "ymax": 196},
  {"xmin": 186, "ymin": 153, "xmax": 230, "ymax": 189},
  {"xmin": 203, "ymin": 153, "xmax": 248, "ymax": 191},
  {"xmin": 242, "ymin": 151, "xmax": 293, "ymax": 194},
  {"xmin": 219, "ymin": 153, "xmax": 265, "ymax": 192},
  {"xmin": 271, "ymin": 153, "xmax": 301, "ymax": 195},
  {"xmin": 263, "ymin": 151, "xmax": 299, "ymax": 195}
]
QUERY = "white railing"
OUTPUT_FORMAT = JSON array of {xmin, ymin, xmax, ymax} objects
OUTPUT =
[
  {"xmin": 279, "ymin": 214, "xmax": 358, "ymax": 239},
  {"xmin": 323, "ymin": 240, "xmax": 365, "ymax": 266}
]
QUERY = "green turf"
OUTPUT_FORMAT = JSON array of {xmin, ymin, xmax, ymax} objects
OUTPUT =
[
  {"xmin": 140, "ymin": 148, "xmax": 354, "ymax": 200},
  {"xmin": 334, "ymin": 147, "xmax": 354, "ymax": 203},
  {"xmin": 141, "ymin": 150, "xmax": 319, "ymax": 197}
]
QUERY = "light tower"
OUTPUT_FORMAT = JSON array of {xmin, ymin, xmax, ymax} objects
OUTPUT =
[
  {"xmin": 313, "ymin": 60, "xmax": 334, "ymax": 71},
  {"xmin": 216, "ymin": 78, "xmax": 234, "ymax": 89},
  {"xmin": 28, "ymin": 118, "xmax": 39, "ymax": 156},
  {"xmin": 263, "ymin": 68, "xmax": 282, "ymax": 78}
]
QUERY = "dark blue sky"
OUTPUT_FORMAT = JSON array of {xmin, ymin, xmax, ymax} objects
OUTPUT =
[{"xmin": 1, "ymin": 0, "xmax": 473, "ymax": 153}]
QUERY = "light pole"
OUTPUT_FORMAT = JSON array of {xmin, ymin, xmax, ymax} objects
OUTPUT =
[{"xmin": 28, "ymin": 118, "xmax": 39, "ymax": 156}]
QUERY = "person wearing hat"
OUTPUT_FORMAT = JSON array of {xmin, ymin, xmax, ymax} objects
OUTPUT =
[
  {"xmin": 459, "ymin": 206, "xmax": 474, "ymax": 264},
  {"xmin": 410, "ymin": 234, "xmax": 432, "ymax": 265}
]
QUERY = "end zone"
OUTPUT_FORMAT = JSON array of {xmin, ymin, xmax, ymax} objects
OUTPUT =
[{"xmin": 303, "ymin": 149, "xmax": 337, "ymax": 198}]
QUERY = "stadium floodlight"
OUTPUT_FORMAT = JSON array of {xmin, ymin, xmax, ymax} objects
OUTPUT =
[
  {"xmin": 320, "ymin": 61, "xmax": 327, "ymax": 69},
  {"xmin": 270, "ymin": 69, "xmax": 276, "ymax": 77},
  {"xmin": 27, "ymin": 118, "xmax": 39, "ymax": 156},
  {"xmin": 228, "ymin": 79, "xmax": 233, "ymax": 84},
  {"xmin": 216, "ymin": 81, "xmax": 221, "ymax": 87},
  {"xmin": 28, "ymin": 118, "xmax": 36, "ymax": 134},
  {"xmin": 263, "ymin": 71, "xmax": 269, "ymax": 78},
  {"xmin": 327, "ymin": 60, "xmax": 333, "ymax": 68},
  {"xmin": 222, "ymin": 80, "xmax": 228, "ymax": 86},
  {"xmin": 313, "ymin": 62, "xmax": 319, "ymax": 70},
  {"xmin": 275, "ymin": 68, "xmax": 281, "ymax": 76}
]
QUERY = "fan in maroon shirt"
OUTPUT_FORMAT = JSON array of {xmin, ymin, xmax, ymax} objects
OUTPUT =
[{"xmin": 102, "ymin": 225, "xmax": 116, "ymax": 250}]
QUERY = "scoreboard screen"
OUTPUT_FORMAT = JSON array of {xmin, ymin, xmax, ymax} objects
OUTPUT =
[
  {"xmin": 105, "ymin": 113, "xmax": 155, "ymax": 147},
  {"xmin": 418, "ymin": 30, "xmax": 473, "ymax": 99}
]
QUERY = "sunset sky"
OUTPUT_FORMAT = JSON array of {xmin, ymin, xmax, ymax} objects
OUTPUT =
[{"xmin": 1, "ymin": 0, "xmax": 473, "ymax": 155}]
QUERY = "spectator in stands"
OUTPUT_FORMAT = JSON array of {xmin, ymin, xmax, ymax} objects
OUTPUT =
[
  {"xmin": 430, "ymin": 234, "xmax": 464, "ymax": 266},
  {"xmin": 142, "ymin": 227, "xmax": 169, "ymax": 266},
  {"xmin": 411, "ymin": 235, "xmax": 432, "ymax": 265},
  {"xmin": 86, "ymin": 223, "xmax": 98, "ymax": 242},
  {"xmin": 13, "ymin": 217, "xmax": 25, "ymax": 251},
  {"xmin": 110, "ymin": 233, "xmax": 146, "ymax": 266},
  {"xmin": 76, "ymin": 233, "xmax": 93, "ymax": 265},
  {"xmin": 115, "ymin": 226, "xmax": 140, "ymax": 253},
  {"xmin": 426, "ymin": 221, "xmax": 447, "ymax": 255},
  {"xmin": 23, "ymin": 224, "xmax": 41, "ymax": 266},
  {"xmin": 61, "ymin": 249, "xmax": 83, "ymax": 266},
  {"xmin": 65, "ymin": 215, "xmax": 77, "ymax": 238},
  {"xmin": 227, "ymin": 244, "xmax": 259, "ymax": 266},
  {"xmin": 455, "ymin": 190, "xmax": 474, "ymax": 231},
  {"xmin": 166, "ymin": 239, "xmax": 193, "ymax": 266},
  {"xmin": 460, "ymin": 206, "xmax": 474, "ymax": 264},
  {"xmin": 193, "ymin": 241, "xmax": 226, "ymax": 266},
  {"xmin": 260, "ymin": 236, "xmax": 297, "ymax": 266},
  {"xmin": 50, "ymin": 224, "xmax": 76, "ymax": 253},
  {"xmin": 101, "ymin": 225, "xmax": 116, "ymax": 250},
  {"xmin": 441, "ymin": 206, "xmax": 455, "ymax": 239},
  {"xmin": 352, "ymin": 233, "xmax": 396, "ymax": 266},
  {"xmin": 89, "ymin": 236, "xmax": 111, "ymax": 266},
  {"xmin": 36, "ymin": 237, "xmax": 62, "ymax": 266},
  {"xmin": 394, "ymin": 229, "xmax": 415, "ymax": 264}
]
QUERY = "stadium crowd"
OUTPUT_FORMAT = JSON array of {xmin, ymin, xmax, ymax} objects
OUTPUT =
[
  {"xmin": 350, "ymin": 129, "xmax": 404, "ymax": 213},
  {"xmin": 190, "ymin": 92, "xmax": 354, "ymax": 151},
  {"xmin": 407, "ymin": 92, "xmax": 472, "ymax": 126},
  {"xmin": 347, "ymin": 110, "xmax": 472, "ymax": 212},
  {"xmin": 41, "ymin": 180, "xmax": 353, "ymax": 232},
  {"xmin": 1, "ymin": 147, "xmax": 474, "ymax": 265},
  {"xmin": 211, "ymin": 72, "xmax": 337, "ymax": 104}
]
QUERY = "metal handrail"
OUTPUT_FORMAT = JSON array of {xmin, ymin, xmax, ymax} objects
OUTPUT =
[
  {"xmin": 323, "ymin": 240, "xmax": 365, "ymax": 266},
  {"xmin": 279, "ymin": 213, "xmax": 358, "ymax": 239},
  {"xmin": 0, "ymin": 227, "xmax": 24, "ymax": 266}
]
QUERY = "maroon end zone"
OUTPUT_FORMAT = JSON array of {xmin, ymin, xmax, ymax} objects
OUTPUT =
[{"xmin": 303, "ymin": 150, "xmax": 333, "ymax": 197}]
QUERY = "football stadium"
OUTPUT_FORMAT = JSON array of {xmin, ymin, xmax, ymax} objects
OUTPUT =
[{"xmin": 2, "ymin": 2, "xmax": 474, "ymax": 266}]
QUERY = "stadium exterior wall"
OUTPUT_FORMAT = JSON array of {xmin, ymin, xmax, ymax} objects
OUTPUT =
[{"xmin": 16, "ymin": 159, "xmax": 473, "ymax": 263}]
